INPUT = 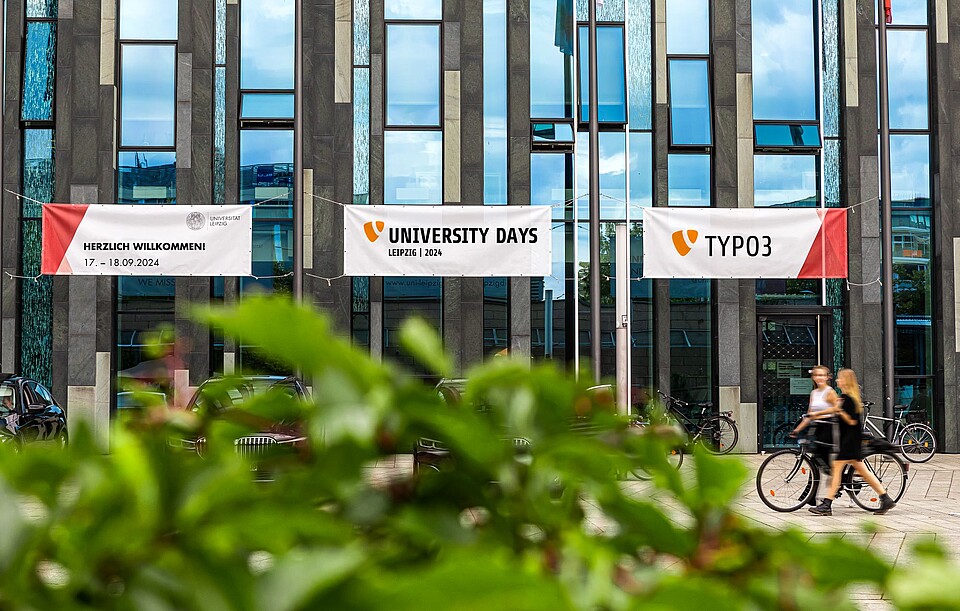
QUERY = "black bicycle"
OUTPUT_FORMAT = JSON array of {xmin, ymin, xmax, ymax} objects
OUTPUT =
[
  {"xmin": 756, "ymin": 424, "xmax": 908, "ymax": 512},
  {"xmin": 656, "ymin": 391, "xmax": 739, "ymax": 455}
]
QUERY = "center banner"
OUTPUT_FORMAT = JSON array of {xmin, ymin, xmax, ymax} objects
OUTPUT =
[
  {"xmin": 42, "ymin": 204, "xmax": 253, "ymax": 276},
  {"xmin": 642, "ymin": 207, "xmax": 847, "ymax": 279},
  {"xmin": 343, "ymin": 205, "xmax": 551, "ymax": 277}
]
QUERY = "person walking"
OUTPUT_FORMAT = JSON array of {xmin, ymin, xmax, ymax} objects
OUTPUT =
[
  {"xmin": 790, "ymin": 365, "xmax": 838, "ymax": 465},
  {"xmin": 808, "ymin": 368, "xmax": 896, "ymax": 516}
]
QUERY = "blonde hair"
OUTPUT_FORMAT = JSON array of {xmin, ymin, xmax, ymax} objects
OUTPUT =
[{"xmin": 837, "ymin": 368, "xmax": 863, "ymax": 413}]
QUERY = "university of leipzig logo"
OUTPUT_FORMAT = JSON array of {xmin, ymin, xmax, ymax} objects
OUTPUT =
[
  {"xmin": 185, "ymin": 211, "xmax": 206, "ymax": 231},
  {"xmin": 671, "ymin": 229, "xmax": 698, "ymax": 256},
  {"xmin": 364, "ymin": 220, "xmax": 385, "ymax": 243}
]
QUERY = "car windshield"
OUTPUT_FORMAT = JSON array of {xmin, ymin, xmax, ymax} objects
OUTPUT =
[
  {"xmin": 191, "ymin": 378, "xmax": 297, "ymax": 412},
  {"xmin": 0, "ymin": 384, "xmax": 14, "ymax": 412}
]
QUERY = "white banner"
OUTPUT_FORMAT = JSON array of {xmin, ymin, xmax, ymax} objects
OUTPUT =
[
  {"xmin": 42, "ymin": 204, "xmax": 253, "ymax": 276},
  {"xmin": 344, "ymin": 206, "xmax": 551, "ymax": 276},
  {"xmin": 642, "ymin": 208, "xmax": 847, "ymax": 279}
]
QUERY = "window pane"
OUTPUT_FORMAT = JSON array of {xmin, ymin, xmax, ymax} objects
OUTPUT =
[
  {"xmin": 823, "ymin": 138, "xmax": 841, "ymax": 207},
  {"xmin": 893, "ymin": 211, "xmax": 932, "ymax": 374},
  {"xmin": 627, "ymin": 0, "xmax": 652, "ymax": 129},
  {"xmin": 754, "ymin": 155, "xmax": 818, "ymax": 207},
  {"xmin": 216, "ymin": 0, "xmax": 226, "ymax": 64},
  {"xmin": 668, "ymin": 154, "xmax": 710, "ymax": 206},
  {"xmin": 578, "ymin": 26, "xmax": 627, "ymax": 123},
  {"xmin": 240, "ymin": 93, "xmax": 295, "ymax": 119},
  {"xmin": 821, "ymin": 0, "xmax": 840, "ymax": 137},
  {"xmin": 668, "ymin": 59, "xmax": 711, "ymax": 145},
  {"xmin": 120, "ymin": 0, "xmax": 177, "ymax": 39},
  {"xmin": 630, "ymin": 224, "xmax": 653, "ymax": 396},
  {"xmin": 116, "ymin": 317, "xmax": 176, "ymax": 396},
  {"xmin": 752, "ymin": 0, "xmax": 816, "ymax": 120},
  {"xmin": 118, "ymin": 151, "xmax": 177, "ymax": 204},
  {"xmin": 26, "ymin": 0, "xmax": 57, "ymax": 18},
  {"xmin": 484, "ymin": 277, "xmax": 508, "ymax": 357},
  {"xmin": 22, "ymin": 21, "xmax": 56, "ymax": 122},
  {"xmin": 530, "ymin": 0, "xmax": 574, "ymax": 118},
  {"xmin": 214, "ymin": 68, "xmax": 226, "ymax": 204},
  {"xmin": 386, "ymin": 25, "xmax": 440, "ymax": 126},
  {"xmin": 756, "ymin": 279, "xmax": 821, "ymax": 305},
  {"xmin": 887, "ymin": 30, "xmax": 928, "ymax": 130},
  {"xmin": 241, "ymin": 0, "xmax": 294, "ymax": 89},
  {"xmin": 670, "ymin": 279, "xmax": 712, "ymax": 404},
  {"xmin": 354, "ymin": 68, "xmax": 370, "ymax": 204},
  {"xmin": 531, "ymin": 152, "xmax": 573, "ymax": 220},
  {"xmin": 754, "ymin": 123, "xmax": 821, "ymax": 147},
  {"xmin": 20, "ymin": 219, "xmax": 52, "ymax": 387},
  {"xmin": 121, "ymin": 45, "xmax": 176, "ymax": 147},
  {"xmin": 22, "ymin": 129, "xmax": 54, "ymax": 217},
  {"xmin": 240, "ymin": 130, "xmax": 294, "ymax": 217},
  {"xmin": 354, "ymin": 0, "xmax": 370, "ymax": 65},
  {"xmin": 383, "ymin": 278, "xmax": 442, "ymax": 378},
  {"xmin": 532, "ymin": 224, "xmax": 572, "ymax": 364},
  {"xmin": 885, "ymin": 0, "xmax": 928, "ymax": 25},
  {"xmin": 484, "ymin": 0, "xmax": 508, "ymax": 205},
  {"xmin": 352, "ymin": 277, "xmax": 370, "ymax": 347},
  {"xmin": 666, "ymin": 0, "xmax": 709, "ymax": 54},
  {"xmin": 576, "ymin": 131, "xmax": 626, "ymax": 219},
  {"xmin": 577, "ymin": 223, "xmax": 619, "ymax": 377},
  {"xmin": 576, "ymin": 0, "xmax": 625, "ymax": 21},
  {"xmin": 629, "ymin": 131, "xmax": 652, "ymax": 217},
  {"xmin": 890, "ymin": 134, "xmax": 929, "ymax": 207},
  {"xmin": 384, "ymin": 131, "xmax": 442, "ymax": 204},
  {"xmin": 532, "ymin": 122, "xmax": 574, "ymax": 142},
  {"xmin": 384, "ymin": 0, "xmax": 441, "ymax": 19},
  {"xmin": 242, "ymin": 221, "xmax": 294, "ymax": 294}
]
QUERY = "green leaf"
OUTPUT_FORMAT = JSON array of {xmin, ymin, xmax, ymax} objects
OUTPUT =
[
  {"xmin": 398, "ymin": 317, "xmax": 453, "ymax": 378},
  {"xmin": 257, "ymin": 547, "xmax": 366, "ymax": 611}
]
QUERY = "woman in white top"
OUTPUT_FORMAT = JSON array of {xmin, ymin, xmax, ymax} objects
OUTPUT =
[{"xmin": 790, "ymin": 365, "xmax": 839, "ymax": 438}]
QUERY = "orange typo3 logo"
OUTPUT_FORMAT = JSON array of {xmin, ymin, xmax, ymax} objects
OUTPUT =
[
  {"xmin": 671, "ymin": 229, "xmax": 699, "ymax": 256},
  {"xmin": 364, "ymin": 221, "xmax": 385, "ymax": 243}
]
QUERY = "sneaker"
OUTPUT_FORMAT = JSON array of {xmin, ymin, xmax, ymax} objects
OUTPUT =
[
  {"xmin": 808, "ymin": 498, "xmax": 833, "ymax": 516},
  {"xmin": 874, "ymin": 493, "xmax": 896, "ymax": 515}
]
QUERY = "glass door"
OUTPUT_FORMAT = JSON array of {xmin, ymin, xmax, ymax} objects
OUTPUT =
[{"xmin": 758, "ymin": 314, "xmax": 832, "ymax": 450}]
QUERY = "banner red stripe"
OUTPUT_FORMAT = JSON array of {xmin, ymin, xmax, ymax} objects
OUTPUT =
[
  {"xmin": 41, "ymin": 204, "xmax": 89, "ymax": 274},
  {"xmin": 797, "ymin": 209, "xmax": 847, "ymax": 278}
]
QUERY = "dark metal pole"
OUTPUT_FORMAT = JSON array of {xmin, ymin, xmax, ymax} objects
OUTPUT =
[
  {"xmin": 293, "ymin": 0, "xmax": 304, "ymax": 303},
  {"xmin": 878, "ymin": 4, "xmax": 895, "ymax": 425},
  {"xmin": 588, "ymin": 0, "xmax": 601, "ymax": 382}
]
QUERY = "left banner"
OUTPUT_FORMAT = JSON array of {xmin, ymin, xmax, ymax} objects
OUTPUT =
[
  {"xmin": 41, "ymin": 204, "xmax": 253, "ymax": 276},
  {"xmin": 344, "ymin": 205, "xmax": 551, "ymax": 276}
]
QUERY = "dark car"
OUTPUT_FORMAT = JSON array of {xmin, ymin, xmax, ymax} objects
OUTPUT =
[
  {"xmin": 0, "ymin": 373, "xmax": 68, "ymax": 450},
  {"xmin": 180, "ymin": 375, "xmax": 309, "ymax": 478}
]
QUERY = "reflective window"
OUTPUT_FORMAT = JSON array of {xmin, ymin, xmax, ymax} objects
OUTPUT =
[
  {"xmin": 355, "ymin": 0, "xmax": 370, "ymax": 65},
  {"xmin": 26, "ymin": 0, "xmax": 57, "ymax": 18},
  {"xmin": 241, "ymin": 0, "xmax": 294, "ymax": 89},
  {"xmin": 626, "ymin": 0, "xmax": 652, "ymax": 129},
  {"xmin": 577, "ymin": 224, "xmax": 619, "ymax": 377},
  {"xmin": 530, "ymin": 0, "xmax": 574, "ymax": 118},
  {"xmin": 668, "ymin": 59, "xmax": 711, "ymax": 145},
  {"xmin": 578, "ymin": 25, "xmax": 627, "ymax": 123},
  {"xmin": 484, "ymin": 278, "xmax": 508, "ymax": 357},
  {"xmin": 531, "ymin": 224, "xmax": 572, "ymax": 364},
  {"xmin": 214, "ymin": 67, "xmax": 226, "ymax": 204},
  {"xmin": 576, "ymin": 131, "xmax": 626, "ymax": 219},
  {"xmin": 22, "ymin": 129, "xmax": 54, "ymax": 216},
  {"xmin": 629, "ymin": 132, "xmax": 653, "ymax": 216},
  {"xmin": 630, "ymin": 224, "xmax": 653, "ymax": 398},
  {"xmin": 668, "ymin": 154, "xmax": 711, "ymax": 206},
  {"xmin": 241, "ymin": 221, "xmax": 294, "ymax": 295},
  {"xmin": 240, "ymin": 130, "xmax": 294, "ymax": 217},
  {"xmin": 354, "ymin": 68, "xmax": 370, "ymax": 204},
  {"xmin": 754, "ymin": 123, "xmax": 821, "ymax": 147},
  {"xmin": 821, "ymin": 0, "xmax": 841, "ymax": 137},
  {"xmin": 120, "ymin": 45, "xmax": 176, "ymax": 147},
  {"xmin": 752, "ymin": 0, "xmax": 817, "ymax": 121},
  {"xmin": 384, "ymin": 0, "xmax": 442, "ymax": 20},
  {"xmin": 887, "ymin": 30, "xmax": 928, "ymax": 130},
  {"xmin": 384, "ymin": 131, "xmax": 443, "ymax": 204},
  {"xmin": 531, "ymin": 152, "xmax": 573, "ymax": 221},
  {"xmin": 576, "ymin": 0, "xmax": 624, "ymax": 21},
  {"xmin": 890, "ymin": 134, "xmax": 930, "ymax": 207},
  {"xmin": 216, "ymin": 0, "xmax": 226, "ymax": 64},
  {"xmin": 383, "ymin": 278, "xmax": 442, "ymax": 377},
  {"xmin": 666, "ymin": 0, "xmax": 709, "ymax": 54},
  {"xmin": 884, "ymin": 0, "xmax": 928, "ymax": 25},
  {"xmin": 670, "ymin": 279, "xmax": 713, "ymax": 404},
  {"xmin": 893, "ymin": 210, "xmax": 932, "ymax": 374},
  {"xmin": 352, "ymin": 277, "xmax": 370, "ymax": 347},
  {"xmin": 240, "ymin": 93, "xmax": 295, "ymax": 119},
  {"xmin": 532, "ymin": 123, "xmax": 575, "ymax": 142},
  {"xmin": 756, "ymin": 279, "xmax": 821, "ymax": 305},
  {"xmin": 119, "ymin": 0, "xmax": 177, "ymax": 39},
  {"xmin": 484, "ymin": 0, "xmax": 508, "ymax": 205},
  {"xmin": 22, "ymin": 21, "xmax": 56, "ymax": 121},
  {"xmin": 386, "ymin": 25, "xmax": 440, "ymax": 126},
  {"xmin": 118, "ymin": 152, "xmax": 177, "ymax": 204},
  {"xmin": 754, "ymin": 155, "xmax": 818, "ymax": 207}
]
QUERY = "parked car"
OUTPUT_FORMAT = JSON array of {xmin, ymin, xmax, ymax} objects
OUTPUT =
[
  {"xmin": 0, "ymin": 373, "xmax": 68, "ymax": 450},
  {"xmin": 180, "ymin": 375, "xmax": 309, "ymax": 479}
]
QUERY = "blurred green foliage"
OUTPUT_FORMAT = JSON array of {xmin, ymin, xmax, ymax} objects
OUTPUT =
[{"xmin": 0, "ymin": 296, "xmax": 957, "ymax": 610}]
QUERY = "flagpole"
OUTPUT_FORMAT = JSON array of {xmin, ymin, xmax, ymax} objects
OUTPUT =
[
  {"xmin": 588, "ymin": 0, "xmax": 601, "ymax": 382},
  {"xmin": 878, "ymin": 0, "xmax": 895, "ymax": 427}
]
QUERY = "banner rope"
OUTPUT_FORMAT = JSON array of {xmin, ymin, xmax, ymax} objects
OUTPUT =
[{"xmin": 3, "ymin": 188, "xmax": 293, "ymax": 207}]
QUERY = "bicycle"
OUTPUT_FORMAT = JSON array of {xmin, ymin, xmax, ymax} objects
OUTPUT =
[
  {"xmin": 862, "ymin": 401, "xmax": 937, "ymax": 463},
  {"xmin": 756, "ymin": 425, "xmax": 908, "ymax": 512},
  {"xmin": 657, "ymin": 391, "xmax": 739, "ymax": 455},
  {"xmin": 771, "ymin": 406, "xmax": 807, "ymax": 447},
  {"xmin": 627, "ymin": 416, "xmax": 684, "ymax": 480}
]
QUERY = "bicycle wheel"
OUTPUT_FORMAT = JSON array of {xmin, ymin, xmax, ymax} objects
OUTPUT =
[
  {"xmin": 700, "ymin": 416, "xmax": 739, "ymax": 455},
  {"xmin": 898, "ymin": 423, "xmax": 937, "ymax": 463},
  {"xmin": 756, "ymin": 450, "xmax": 817, "ymax": 512},
  {"xmin": 630, "ymin": 445, "xmax": 684, "ymax": 480},
  {"xmin": 847, "ymin": 451, "xmax": 908, "ymax": 511}
]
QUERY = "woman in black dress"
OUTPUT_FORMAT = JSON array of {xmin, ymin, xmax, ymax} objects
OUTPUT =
[{"xmin": 809, "ymin": 368, "xmax": 896, "ymax": 516}]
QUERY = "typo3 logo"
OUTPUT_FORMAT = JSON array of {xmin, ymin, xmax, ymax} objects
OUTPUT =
[
  {"xmin": 671, "ymin": 229, "xmax": 699, "ymax": 256},
  {"xmin": 363, "ymin": 221, "xmax": 385, "ymax": 243}
]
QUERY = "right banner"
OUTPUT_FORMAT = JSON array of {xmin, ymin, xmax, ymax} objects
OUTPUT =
[{"xmin": 642, "ymin": 208, "xmax": 847, "ymax": 279}]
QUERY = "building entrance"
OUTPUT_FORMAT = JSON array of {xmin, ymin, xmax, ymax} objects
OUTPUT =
[{"xmin": 757, "ymin": 313, "xmax": 833, "ymax": 451}]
